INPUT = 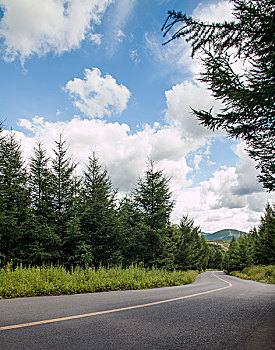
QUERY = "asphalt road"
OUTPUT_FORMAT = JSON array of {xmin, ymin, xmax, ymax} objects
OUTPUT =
[{"xmin": 1, "ymin": 271, "xmax": 274, "ymax": 350}]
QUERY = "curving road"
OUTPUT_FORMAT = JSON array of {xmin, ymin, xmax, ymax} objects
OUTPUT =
[{"xmin": 0, "ymin": 271, "xmax": 274, "ymax": 349}]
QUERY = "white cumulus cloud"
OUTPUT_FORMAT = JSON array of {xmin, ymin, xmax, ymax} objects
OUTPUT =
[
  {"xmin": 192, "ymin": 0, "xmax": 233, "ymax": 23},
  {"xmin": 64, "ymin": 68, "xmax": 131, "ymax": 118},
  {"xmin": 15, "ymin": 116, "xmax": 193, "ymax": 192},
  {"xmin": 165, "ymin": 80, "xmax": 225, "ymax": 140},
  {"xmin": 0, "ymin": 0, "xmax": 113, "ymax": 62}
]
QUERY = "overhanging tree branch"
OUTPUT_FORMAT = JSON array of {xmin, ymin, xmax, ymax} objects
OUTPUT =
[{"xmin": 161, "ymin": 0, "xmax": 275, "ymax": 191}]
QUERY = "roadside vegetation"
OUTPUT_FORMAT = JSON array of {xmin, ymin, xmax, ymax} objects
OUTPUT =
[
  {"xmin": 0, "ymin": 264, "xmax": 198, "ymax": 299},
  {"xmin": 224, "ymin": 204, "xmax": 275, "ymax": 273},
  {"xmin": 0, "ymin": 125, "xmax": 274, "ymax": 298},
  {"xmin": 230, "ymin": 265, "xmax": 275, "ymax": 284}
]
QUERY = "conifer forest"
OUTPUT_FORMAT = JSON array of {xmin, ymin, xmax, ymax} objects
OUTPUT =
[{"xmin": 1, "ymin": 126, "xmax": 274, "ymax": 274}]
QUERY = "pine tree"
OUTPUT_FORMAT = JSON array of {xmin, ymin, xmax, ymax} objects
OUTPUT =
[
  {"xmin": 248, "ymin": 227, "xmax": 259, "ymax": 264},
  {"xmin": 116, "ymin": 196, "xmax": 147, "ymax": 266},
  {"xmin": 226, "ymin": 237, "xmax": 241, "ymax": 271},
  {"xmin": 29, "ymin": 142, "xmax": 53, "ymax": 219},
  {"xmin": 16, "ymin": 213, "xmax": 61, "ymax": 265},
  {"xmin": 224, "ymin": 204, "xmax": 275, "ymax": 271},
  {"xmin": 27, "ymin": 142, "xmax": 61, "ymax": 264},
  {"xmin": 133, "ymin": 160, "xmax": 175, "ymax": 266},
  {"xmin": 51, "ymin": 135, "xmax": 76, "ymax": 239},
  {"xmin": 0, "ymin": 133, "xmax": 31, "ymax": 263},
  {"xmin": 79, "ymin": 152, "xmax": 117, "ymax": 267},
  {"xmin": 257, "ymin": 203, "xmax": 275, "ymax": 265},
  {"xmin": 51, "ymin": 135, "xmax": 77, "ymax": 264},
  {"xmin": 63, "ymin": 214, "xmax": 92, "ymax": 267},
  {"xmin": 238, "ymin": 235, "xmax": 252, "ymax": 269},
  {"xmin": 173, "ymin": 216, "xmax": 209, "ymax": 271},
  {"xmin": 162, "ymin": 0, "xmax": 275, "ymax": 190},
  {"xmin": 207, "ymin": 245, "xmax": 224, "ymax": 270}
]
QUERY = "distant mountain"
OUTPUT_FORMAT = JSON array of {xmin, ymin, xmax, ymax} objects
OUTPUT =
[{"xmin": 202, "ymin": 229, "xmax": 247, "ymax": 242}]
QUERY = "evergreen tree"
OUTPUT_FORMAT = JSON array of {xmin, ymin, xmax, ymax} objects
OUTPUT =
[
  {"xmin": 0, "ymin": 133, "xmax": 31, "ymax": 263},
  {"xmin": 257, "ymin": 203, "xmax": 275, "ymax": 265},
  {"xmin": 16, "ymin": 213, "xmax": 61, "ymax": 265},
  {"xmin": 27, "ymin": 142, "xmax": 63, "ymax": 264},
  {"xmin": 61, "ymin": 174, "xmax": 92, "ymax": 267},
  {"xmin": 225, "ymin": 204, "xmax": 274, "ymax": 271},
  {"xmin": 238, "ymin": 233, "xmax": 255, "ymax": 269},
  {"xmin": 199, "ymin": 235, "xmax": 210, "ymax": 270},
  {"xmin": 116, "ymin": 196, "xmax": 147, "ymax": 266},
  {"xmin": 51, "ymin": 135, "xmax": 77, "ymax": 263},
  {"xmin": 226, "ymin": 237, "xmax": 241, "ymax": 271},
  {"xmin": 63, "ymin": 214, "xmax": 92, "ymax": 267},
  {"xmin": 247, "ymin": 227, "xmax": 259, "ymax": 264},
  {"xmin": 162, "ymin": 0, "xmax": 275, "ymax": 190},
  {"xmin": 29, "ymin": 142, "xmax": 53, "ymax": 219},
  {"xmin": 207, "ymin": 245, "xmax": 224, "ymax": 270},
  {"xmin": 79, "ymin": 152, "xmax": 117, "ymax": 267},
  {"xmin": 173, "ymin": 216, "xmax": 209, "ymax": 271},
  {"xmin": 133, "ymin": 160, "xmax": 175, "ymax": 266},
  {"xmin": 51, "ymin": 135, "xmax": 76, "ymax": 239}
]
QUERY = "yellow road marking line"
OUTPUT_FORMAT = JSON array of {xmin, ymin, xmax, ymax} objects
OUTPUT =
[
  {"xmin": 0, "ymin": 272, "xmax": 232, "ymax": 331},
  {"xmin": 213, "ymin": 272, "xmax": 232, "ymax": 287}
]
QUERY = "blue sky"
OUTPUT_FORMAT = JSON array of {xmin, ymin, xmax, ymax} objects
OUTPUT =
[{"xmin": 0, "ymin": 0, "xmax": 274, "ymax": 232}]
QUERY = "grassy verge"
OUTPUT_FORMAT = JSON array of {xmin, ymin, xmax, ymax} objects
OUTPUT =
[
  {"xmin": 230, "ymin": 265, "xmax": 275, "ymax": 284},
  {"xmin": 0, "ymin": 264, "xmax": 198, "ymax": 299}
]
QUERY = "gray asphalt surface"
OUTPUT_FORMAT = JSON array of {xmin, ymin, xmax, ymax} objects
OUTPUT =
[{"xmin": 0, "ymin": 271, "xmax": 274, "ymax": 349}]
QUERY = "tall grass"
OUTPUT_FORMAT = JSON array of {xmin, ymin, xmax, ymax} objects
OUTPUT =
[
  {"xmin": 0, "ymin": 264, "xmax": 198, "ymax": 299},
  {"xmin": 230, "ymin": 265, "xmax": 275, "ymax": 284}
]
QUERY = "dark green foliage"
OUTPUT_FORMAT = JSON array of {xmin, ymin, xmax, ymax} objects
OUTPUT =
[
  {"xmin": 0, "ymin": 133, "xmax": 31, "ymax": 264},
  {"xmin": 29, "ymin": 143, "xmax": 52, "ymax": 215},
  {"xmin": 51, "ymin": 135, "xmax": 76, "ymax": 239},
  {"xmin": 0, "ymin": 133, "xmax": 29, "ymax": 215},
  {"xmin": 132, "ymin": 160, "xmax": 175, "ymax": 266},
  {"xmin": 1, "ymin": 129, "xmax": 272, "ymax": 272},
  {"xmin": 172, "ymin": 216, "xmax": 209, "ymax": 271},
  {"xmin": 208, "ymin": 245, "xmax": 224, "ymax": 270},
  {"xmin": 162, "ymin": 0, "xmax": 275, "ymax": 190},
  {"xmin": 28, "ymin": 142, "xmax": 60, "ymax": 264},
  {"xmin": 0, "ymin": 133, "xmax": 202, "ymax": 270},
  {"xmin": 225, "ymin": 233, "xmax": 257, "ymax": 272},
  {"xmin": 225, "ymin": 203, "xmax": 275, "ymax": 271},
  {"xmin": 79, "ymin": 152, "xmax": 117, "ymax": 267},
  {"xmin": 116, "ymin": 196, "xmax": 147, "ymax": 266},
  {"xmin": 133, "ymin": 160, "xmax": 174, "ymax": 229},
  {"xmin": 15, "ymin": 213, "xmax": 61, "ymax": 265},
  {"xmin": 255, "ymin": 203, "xmax": 275, "ymax": 265},
  {"xmin": 238, "ymin": 233, "xmax": 255, "ymax": 268},
  {"xmin": 226, "ymin": 237, "xmax": 241, "ymax": 271},
  {"xmin": 50, "ymin": 135, "xmax": 83, "ymax": 266},
  {"xmin": 63, "ymin": 215, "xmax": 92, "ymax": 267},
  {"xmin": 225, "ymin": 233, "xmax": 255, "ymax": 271}
]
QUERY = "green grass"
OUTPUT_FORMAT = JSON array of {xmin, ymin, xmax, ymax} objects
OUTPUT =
[
  {"xmin": 230, "ymin": 265, "xmax": 275, "ymax": 284},
  {"xmin": 0, "ymin": 264, "xmax": 199, "ymax": 299}
]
